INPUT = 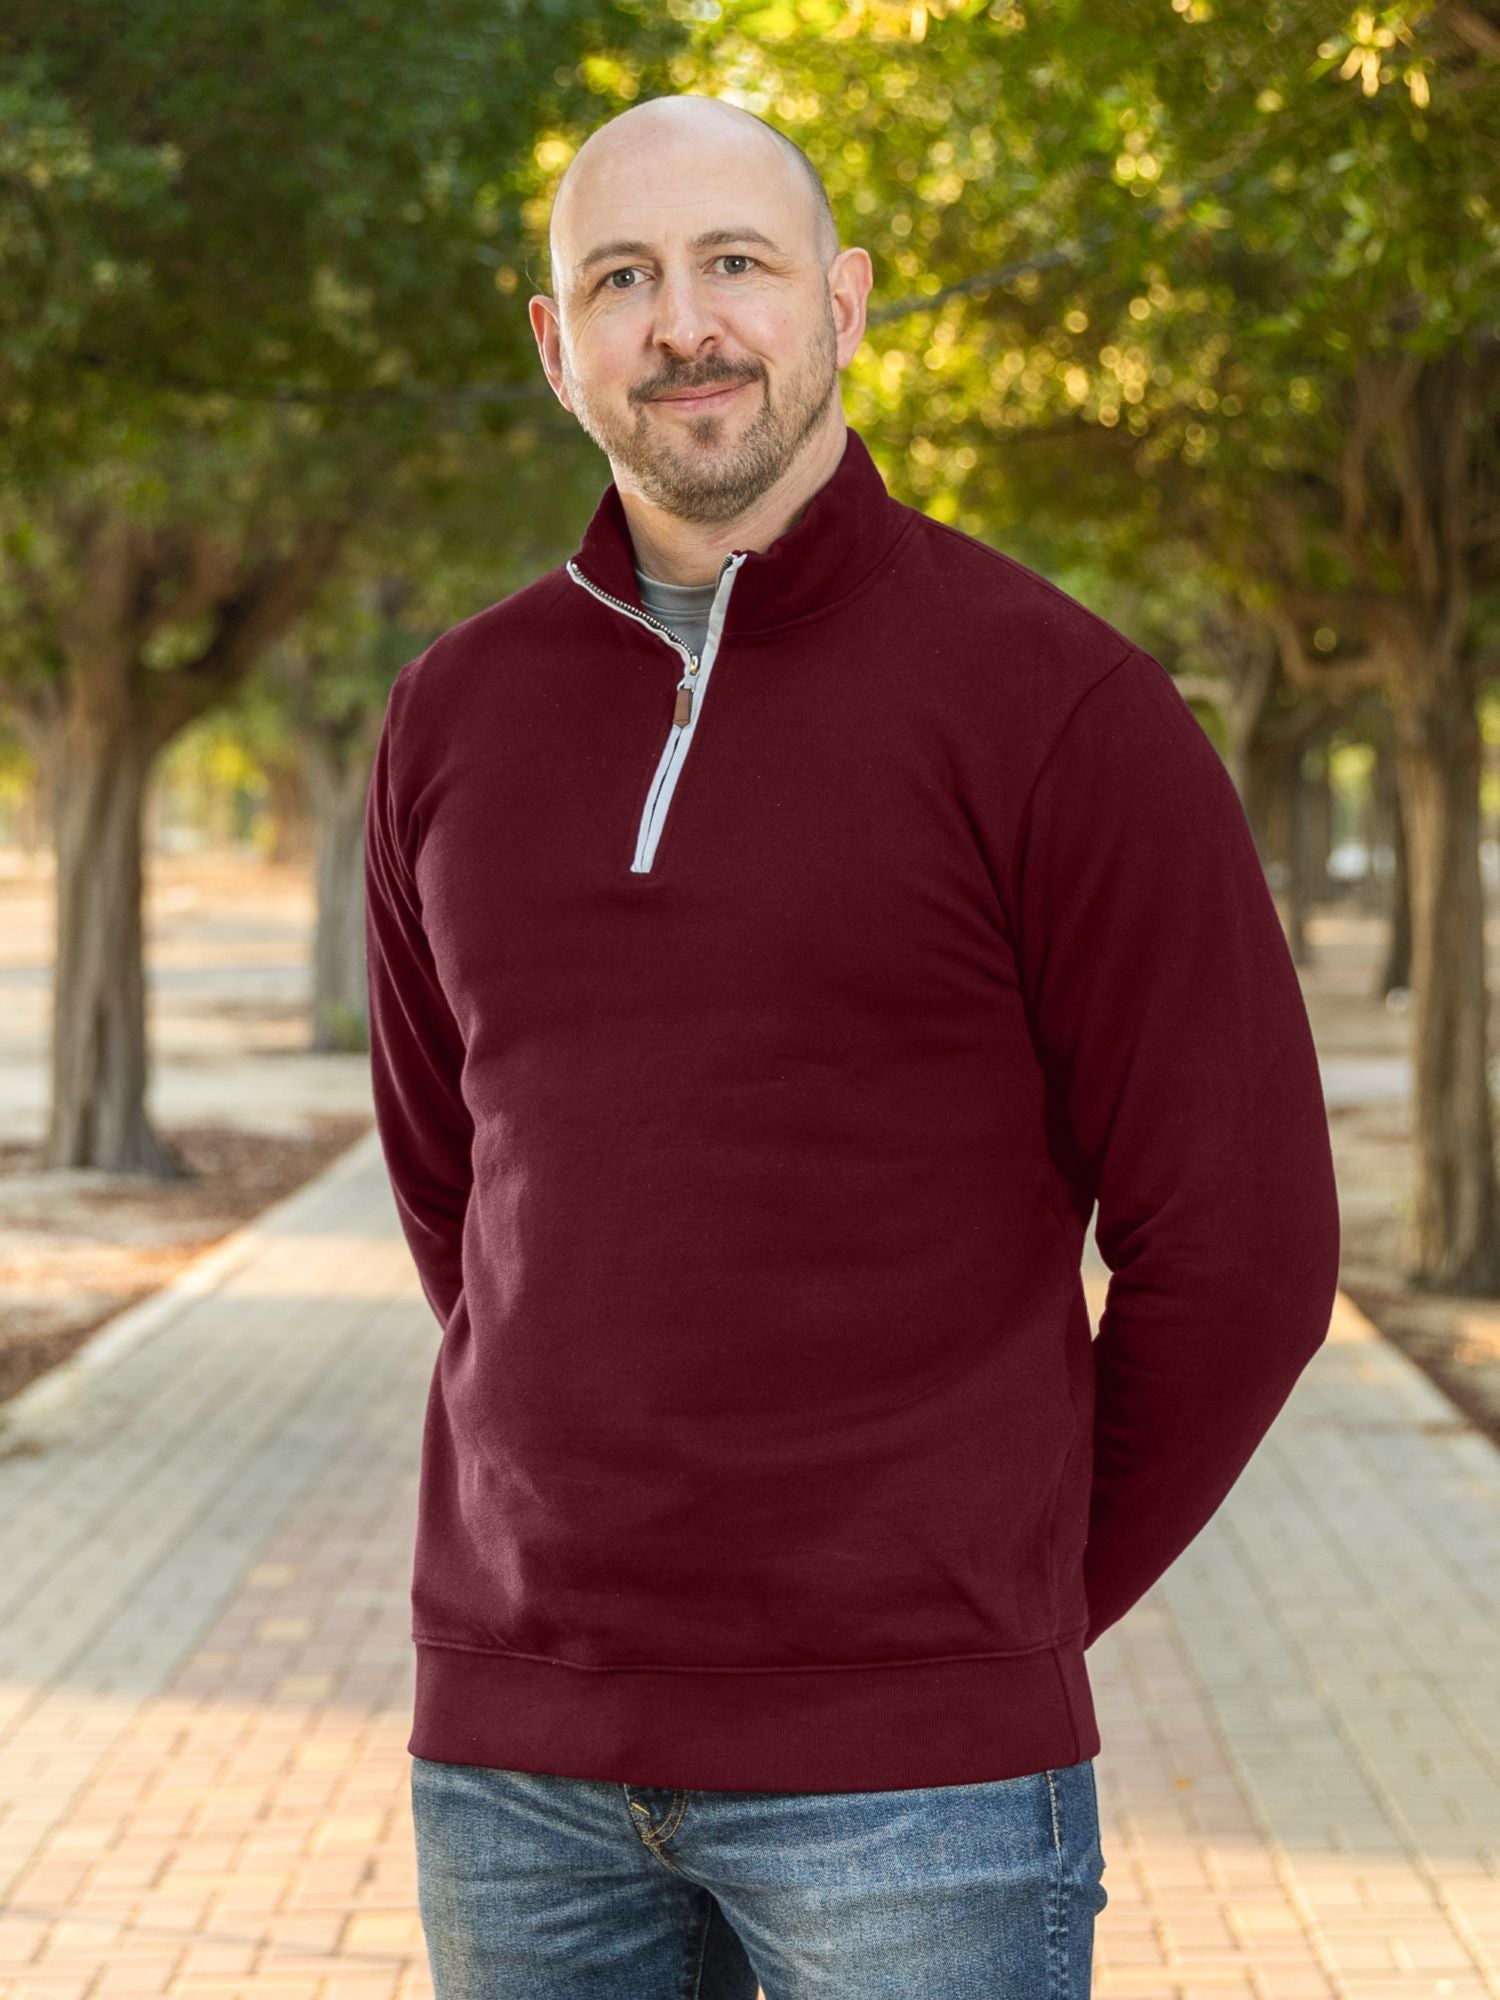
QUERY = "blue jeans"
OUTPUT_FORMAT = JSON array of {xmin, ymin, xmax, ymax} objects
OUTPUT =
[{"xmin": 411, "ymin": 1753, "xmax": 1108, "ymax": 1997}]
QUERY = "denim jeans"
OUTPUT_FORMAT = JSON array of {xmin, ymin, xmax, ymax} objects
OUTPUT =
[{"xmin": 411, "ymin": 1753, "xmax": 1108, "ymax": 1998}]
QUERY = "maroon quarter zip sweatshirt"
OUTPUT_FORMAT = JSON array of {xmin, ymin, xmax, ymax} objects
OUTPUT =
[{"xmin": 364, "ymin": 424, "xmax": 1342, "ymax": 1794}]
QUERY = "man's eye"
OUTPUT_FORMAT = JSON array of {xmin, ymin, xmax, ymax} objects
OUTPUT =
[
  {"xmin": 718, "ymin": 255, "xmax": 756, "ymax": 274},
  {"xmin": 603, "ymin": 267, "xmax": 639, "ymax": 290}
]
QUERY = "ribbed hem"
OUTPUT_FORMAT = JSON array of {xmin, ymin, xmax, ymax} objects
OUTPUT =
[{"xmin": 408, "ymin": 1634, "xmax": 1099, "ymax": 1793}]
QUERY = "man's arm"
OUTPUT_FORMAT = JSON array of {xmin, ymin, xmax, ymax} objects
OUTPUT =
[
  {"xmin": 1011, "ymin": 647, "xmax": 1342, "ymax": 1649},
  {"xmin": 363, "ymin": 665, "xmax": 475, "ymax": 1331}
]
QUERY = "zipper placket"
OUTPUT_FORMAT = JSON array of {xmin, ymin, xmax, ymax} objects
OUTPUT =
[{"xmin": 566, "ymin": 550, "xmax": 750, "ymax": 874}]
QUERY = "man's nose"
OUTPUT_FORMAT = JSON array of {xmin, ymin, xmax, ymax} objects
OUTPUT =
[{"xmin": 649, "ymin": 266, "xmax": 723, "ymax": 358}]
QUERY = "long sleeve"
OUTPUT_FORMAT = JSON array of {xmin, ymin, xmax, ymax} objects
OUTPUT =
[
  {"xmin": 363, "ymin": 665, "xmax": 474, "ymax": 1331},
  {"xmin": 1010, "ymin": 647, "xmax": 1342, "ymax": 1650}
]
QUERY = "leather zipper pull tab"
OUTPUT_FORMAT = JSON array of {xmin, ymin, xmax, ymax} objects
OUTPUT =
[{"xmin": 673, "ymin": 679, "xmax": 694, "ymax": 727}]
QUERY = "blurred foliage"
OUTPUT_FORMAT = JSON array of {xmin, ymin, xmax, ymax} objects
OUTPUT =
[
  {"xmin": 0, "ymin": 0, "xmax": 687, "ymax": 485},
  {"xmin": 645, "ymin": 0, "xmax": 1500, "ymax": 642}
]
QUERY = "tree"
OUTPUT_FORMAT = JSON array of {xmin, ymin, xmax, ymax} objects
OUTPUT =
[{"xmin": 0, "ymin": 0, "xmax": 680, "ymax": 1174}]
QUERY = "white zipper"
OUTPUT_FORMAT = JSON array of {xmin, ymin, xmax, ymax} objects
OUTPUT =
[{"xmin": 566, "ymin": 549, "xmax": 750, "ymax": 873}]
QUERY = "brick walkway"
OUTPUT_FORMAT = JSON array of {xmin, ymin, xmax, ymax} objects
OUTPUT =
[{"xmin": 0, "ymin": 1131, "xmax": 1496, "ymax": 2000}]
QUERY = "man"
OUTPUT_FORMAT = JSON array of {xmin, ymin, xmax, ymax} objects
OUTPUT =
[{"xmin": 364, "ymin": 92, "xmax": 1341, "ymax": 1999}]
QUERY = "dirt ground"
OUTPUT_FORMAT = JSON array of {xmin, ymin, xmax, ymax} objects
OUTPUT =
[
  {"xmin": 0, "ymin": 1114, "xmax": 373, "ymax": 1406},
  {"xmin": 1, "ymin": 849, "xmax": 1498, "ymax": 1452}
]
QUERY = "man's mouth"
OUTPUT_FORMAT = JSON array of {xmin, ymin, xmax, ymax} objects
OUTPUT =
[{"xmin": 648, "ymin": 378, "xmax": 755, "ymax": 411}]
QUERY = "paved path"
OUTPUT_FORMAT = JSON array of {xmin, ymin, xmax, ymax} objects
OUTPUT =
[{"xmin": 0, "ymin": 1131, "xmax": 1496, "ymax": 2000}]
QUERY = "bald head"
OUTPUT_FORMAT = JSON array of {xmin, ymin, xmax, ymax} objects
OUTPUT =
[{"xmin": 546, "ymin": 94, "xmax": 839, "ymax": 299}]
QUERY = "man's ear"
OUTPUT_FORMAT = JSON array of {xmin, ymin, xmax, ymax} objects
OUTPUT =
[
  {"xmin": 827, "ymin": 248, "xmax": 874, "ymax": 370},
  {"xmin": 528, "ymin": 295, "xmax": 571, "ymax": 410}
]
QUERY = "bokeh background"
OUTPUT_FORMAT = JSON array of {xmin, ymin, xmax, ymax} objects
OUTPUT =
[{"xmin": 1, "ymin": 7, "xmax": 1498, "ymax": 1999}]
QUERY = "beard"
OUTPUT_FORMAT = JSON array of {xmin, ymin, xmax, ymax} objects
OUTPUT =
[{"xmin": 560, "ymin": 291, "xmax": 840, "ymax": 526}]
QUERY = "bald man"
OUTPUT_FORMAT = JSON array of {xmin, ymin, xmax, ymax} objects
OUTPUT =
[{"xmin": 366, "ymin": 90, "xmax": 1340, "ymax": 2000}]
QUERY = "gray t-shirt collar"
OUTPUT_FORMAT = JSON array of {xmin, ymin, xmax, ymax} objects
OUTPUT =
[{"xmin": 635, "ymin": 566, "xmax": 720, "ymax": 660}]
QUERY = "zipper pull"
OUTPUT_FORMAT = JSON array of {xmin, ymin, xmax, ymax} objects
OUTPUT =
[{"xmin": 673, "ymin": 677, "xmax": 694, "ymax": 727}]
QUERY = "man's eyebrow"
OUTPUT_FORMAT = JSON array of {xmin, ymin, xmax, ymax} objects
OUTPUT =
[{"xmin": 575, "ymin": 226, "xmax": 784, "ymax": 276}]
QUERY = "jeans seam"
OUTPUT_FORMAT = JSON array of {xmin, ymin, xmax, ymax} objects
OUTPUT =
[
  {"xmin": 1045, "ymin": 1766, "xmax": 1068, "ymax": 1997},
  {"xmin": 687, "ymin": 1891, "xmax": 714, "ymax": 2000}
]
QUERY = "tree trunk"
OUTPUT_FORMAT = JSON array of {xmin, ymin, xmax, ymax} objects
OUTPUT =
[
  {"xmin": 1281, "ymin": 747, "xmax": 1315, "ymax": 966},
  {"xmin": 264, "ymin": 762, "xmax": 314, "ymax": 866},
  {"xmin": 1215, "ymin": 609, "xmax": 1277, "ymax": 806},
  {"xmin": 40, "ymin": 681, "xmax": 191, "ymax": 1176},
  {"xmin": 1245, "ymin": 345, "xmax": 1494, "ymax": 1284},
  {"xmin": 1291, "ymin": 742, "xmax": 1331, "ymax": 964},
  {"xmin": 300, "ymin": 720, "xmax": 381, "ymax": 1053},
  {"xmin": 1307, "ymin": 744, "xmax": 1334, "ymax": 890},
  {"xmin": 1370, "ymin": 738, "xmax": 1412, "ymax": 993},
  {"xmin": 8, "ymin": 502, "xmax": 351, "ymax": 1177},
  {"xmin": 11, "ymin": 775, "xmax": 47, "ymax": 856},
  {"xmin": 1240, "ymin": 736, "xmax": 1278, "ymax": 864},
  {"xmin": 1390, "ymin": 663, "xmax": 1500, "ymax": 1290}
]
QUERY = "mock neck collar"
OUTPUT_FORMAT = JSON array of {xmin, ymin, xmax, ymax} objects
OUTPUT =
[{"xmin": 569, "ymin": 425, "xmax": 912, "ymax": 638}]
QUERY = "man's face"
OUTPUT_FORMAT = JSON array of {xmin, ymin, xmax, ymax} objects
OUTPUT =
[{"xmin": 531, "ymin": 120, "xmax": 854, "ymax": 526}]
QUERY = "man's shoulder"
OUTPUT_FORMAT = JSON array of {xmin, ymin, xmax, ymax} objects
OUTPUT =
[
  {"xmin": 891, "ymin": 504, "xmax": 1139, "ymax": 708},
  {"xmin": 392, "ymin": 565, "xmax": 574, "ymax": 714}
]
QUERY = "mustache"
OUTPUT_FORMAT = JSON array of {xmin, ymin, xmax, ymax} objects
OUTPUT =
[{"xmin": 633, "ymin": 366, "xmax": 762, "ymax": 402}]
